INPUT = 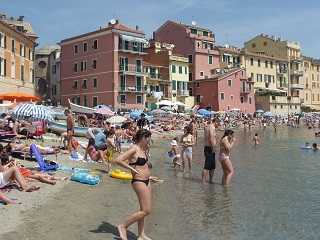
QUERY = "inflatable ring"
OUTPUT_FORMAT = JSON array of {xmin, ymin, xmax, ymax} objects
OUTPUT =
[{"xmin": 110, "ymin": 169, "xmax": 132, "ymax": 180}]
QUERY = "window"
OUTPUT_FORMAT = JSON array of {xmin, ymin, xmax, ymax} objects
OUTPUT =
[
  {"xmin": 74, "ymin": 45, "xmax": 78, "ymax": 54},
  {"xmin": 120, "ymin": 95, "xmax": 126, "ymax": 104},
  {"xmin": 228, "ymin": 79, "xmax": 232, "ymax": 87},
  {"xmin": 191, "ymin": 28, "xmax": 197, "ymax": 34},
  {"xmin": 270, "ymin": 61, "xmax": 273, "ymax": 69},
  {"xmin": 188, "ymin": 55, "xmax": 193, "ymax": 63},
  {"xmin": 93, "ymin": 78, "xmax": 97, "ymax": 88},
  {"xmin": 250, "ymin": 58, "xmax": 254, "ymax": 66},
  {"xmin": 220, "ymin": 92, "xmax": 225, "ymax": 100},
  {"xmin": 83, "ymin": 96, "xmax": 87, "ymax": 106},
  {"xmin": 249, "ymin": 97, "xmax": 252, "ymax": 104},
  {"xmin": 251, "ymin": 73, "xmax": 254, "ymax": 80},
  {"xmin": 172, "ymin": 80, "xmax": 176, "ymax": 90},
  {"xmin": 295, "ymin": 105, "xmax": 297, "ymax": 109},
  {"xmin": 136, "ymin": 59, "xmax": 142, "ymax": 72},
  {"xmin": 265, "ymin": 61, "xmax": 268, "ymax": 68},
  {"xmin": 281, "ymin": 105, "xmax": 283, "ymax": 109},
  {"xmin": 240, "ymin": 97, "xmax": 244, "ymax": 103},
  {"xmin": 208, "ymin": 55, "xmax": 213, "ymax": 64},
  {"xmin": 136, "ymin": 76, "xmax": 142, "ymax": 91},
  {"xmin": 185, "ymin": 67, "xmax": 187, "ymax": 74},
  {"xmin": 92, "ymin": 60, "xmax": 97, "ymax": 69},
  {"xmin": 82, "ymin": 79, "xmax": 87, "ymax": 89},
  {"xmin": 172, "ymin": 65, "xmax": 176, "ymax": 73},
  {"xmin": 52, "ymin": 65, "xmax": 56, "ymax": 74},
  {"xmin": 179, "ymin": 66, "xmax": 183, "ymax": 74},
  {"xmin": 258, "ymin": 59, "xmax": 261, "ymax": 67},
  {"xmin": 73, "ymin": 80, "xmax": 78, "ymax": 89},
  {"xmin": 0, "ymin": 57, "xmax": 6, "ymax": 76},
  {"xmin": 83, "ymin": 42, "xmax": 87, "ymax": 52},
  {"xmin": 196, "ymin": 95, "xmax": 201, "ymax": 103},
  {"xmin": 312, "ymin": 94, "xmax": 315, "ymax": 101},
  {"xmin": 74, "ymin": 63, "xmax": 78, "ymax": 72},
  {"xmin": 200, "ymin": 71, "xmax": 204, "ymax": 77},
  {"xmin": 80, "ymin": 62, "xmax": 84, "ymax": 71},
  {"xmin": 136, "ymin": 95, "xmax": 142, "ymax": 104},
  {"xmin": 120, "ymin": 75, "xmax": 126, "ymax": 91},
  {"xmin": 196, "ymin": 82, "xmax": 200, "ymax": 87},
  {"xmin": 20, "ymin": 65, "xmax": 24, "ymax": 81},
  {"xmin": 93, "ymin": 40, "xmax": 98, "ymax": 49},
  {"xmin": 306, "ymin": 93, "xmax": 308, "ymax": 101},
  {"xmin": 189, "ymin": 72, "xmax": 192, "ymax": 81},
  {"xmin": 272, "ymin": 75, "xmax": 275, "ymax": 83},
  {"xmin": 230, "ymin": 95, "xmax": 234, "ymax": 101},
  {"xmin": 203, "ymin": 31, "xmax": 208, "ymax": 37},
  {"xmin": 11, "ymin": 39, "xmax": 15, "ymax": 52},
  {"xmin": 0, "ymin": 33, "xmax": 5, "ymax": 48},
  {"xmin": 92, "ymin": 96, "xmax": 98, "ymax": 106}
]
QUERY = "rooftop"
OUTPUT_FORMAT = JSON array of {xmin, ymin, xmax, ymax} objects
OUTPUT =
[
  {"xmin": 0, "ymin": 13, "xmax": 37, "ymax": 38},
  {"xmin": 36, "ymin": 45, "xmax": 61, "ymax": 55}
]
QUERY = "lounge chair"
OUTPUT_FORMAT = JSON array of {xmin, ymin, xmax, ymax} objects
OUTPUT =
[{"xmin": 29, "ymin": 144, "xmax": 58, "ymax": 172}]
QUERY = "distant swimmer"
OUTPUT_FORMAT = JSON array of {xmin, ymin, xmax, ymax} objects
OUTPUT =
[
  {"xmin": 312, "ymin": 143, "xmax": 319, "ymax": 151},
  {"xmin": 253, "ymin": 133, "xmax": 260, "ymax": 146}
]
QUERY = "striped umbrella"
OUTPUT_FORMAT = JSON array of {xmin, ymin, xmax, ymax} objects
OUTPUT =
[{"xmin": 13, "ymin": 104, "xmax": 54, "ymax": 121}]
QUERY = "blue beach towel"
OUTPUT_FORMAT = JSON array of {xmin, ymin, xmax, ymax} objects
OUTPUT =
[{"xmin": 30, "ymin": 144, "xmax": 59, "ymax": 172}]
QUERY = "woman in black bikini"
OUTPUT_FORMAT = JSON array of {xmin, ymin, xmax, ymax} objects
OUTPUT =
[{"xmin": 115, "ymin": 129, "xmax": 153, "ymax": 240}]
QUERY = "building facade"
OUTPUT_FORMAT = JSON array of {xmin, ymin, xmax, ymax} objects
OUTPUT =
[
  {"xmin": 0, "ymin": 16, "xmax": 36, "ymax": 96},
  {"xmin": 60, "ymin": 19, "xmax": 147, "ymax": 110},
  {"xmin": 302, "ymin": 56, "xmax": 320, "ymax": 110},
  {"xmin": 154, "ymin": 20, "xmax": 220, "ymax": 94},
  {"xmin": 193, "ymin": 68, "xmax": 255, "ymax": 113}
]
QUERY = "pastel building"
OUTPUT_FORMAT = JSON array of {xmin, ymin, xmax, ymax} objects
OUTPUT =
[
  {"xmin": 60, "ymin": 19, "xmax": 147, "ymax": 110},
  {"xmin": 0, "ymin": 14, "xmax": 37, "ymax": 96},
  {"xmin": 154, "ymin": 20, "xmax": 220, "ymax": 94},
  {"xmin": 143, "ymin": 41, "xmax": 194, "ymax": 109},
  {"xmin": 302, "ymin": 56, "xmax": 320, "ymax": 110},
  {"xmin": 193, "ymin": 68, "xmax": 255, "ymax": 113}
]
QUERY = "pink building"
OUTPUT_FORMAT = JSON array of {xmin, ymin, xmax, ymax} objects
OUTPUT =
[
  {"xmin": 193, "ymin": 68, "xmax": 256, "ymax": 113},
  {"xmin": 60, "ymin": 20, "xmax": 147, "ymax": 110},
  {"xmin": 154, "ymin": 21, "xmax": 220, "ymax": 89}
]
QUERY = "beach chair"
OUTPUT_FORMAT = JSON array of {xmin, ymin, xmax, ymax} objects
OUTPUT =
[{"xmin": 29, "ymin": 144, "xmax": 58, "ymax": 172}]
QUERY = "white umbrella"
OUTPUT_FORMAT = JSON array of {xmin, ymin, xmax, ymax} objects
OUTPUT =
[
  {"xmin": 156, "ymin": 100, "xmax": 174, "ymax": 106},
  {"xmin": 106, "ymin": 115, "xmax": 127, "ymax": 124},
  {"xmin": 173, "ymin": 101, "xmax": 185, "ymax": 107}
]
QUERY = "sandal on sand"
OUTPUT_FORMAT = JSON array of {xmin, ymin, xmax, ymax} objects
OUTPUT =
[{"xmin": 25, "ymin": 186, "xmax": 40, "ymax": 192}]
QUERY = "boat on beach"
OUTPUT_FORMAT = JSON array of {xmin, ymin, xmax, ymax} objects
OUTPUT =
[
  {"xmin": 68, "ymin": 99, "xmax": 95, "ymax": 114},
  {"xmin": 47, "ymin": 121, "xmax": 89, "ymax": 137}
]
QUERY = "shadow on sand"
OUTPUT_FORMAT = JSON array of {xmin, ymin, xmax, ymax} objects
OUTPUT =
[{"xmin": 90, "ymin": 221, "xmax": 137, "ymax": 240}]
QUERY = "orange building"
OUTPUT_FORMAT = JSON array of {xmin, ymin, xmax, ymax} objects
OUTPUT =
[{"xmin": 0, "ymin": 15, "xmax": 37, "ymax": 97}]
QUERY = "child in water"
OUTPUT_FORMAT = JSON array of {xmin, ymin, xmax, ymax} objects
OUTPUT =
[
  {"xmin": 168, "ymin": 138, "xmax": 181, "ymax": 168},
  {"xmin": 253, "ymin": 133, "xmax": 260, "ymax": 145}
]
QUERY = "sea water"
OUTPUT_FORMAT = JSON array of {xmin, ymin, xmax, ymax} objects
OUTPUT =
[{"xmin": 149, "ymin": 127, "xmax": 320, "ymax": 240}]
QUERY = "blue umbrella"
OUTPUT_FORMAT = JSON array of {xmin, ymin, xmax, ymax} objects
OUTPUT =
[
  {"xmin": 130, "ymin": 110, "xmax": 144, "ymax": 120},
  {"xmin": 263, "ymin": 111, "xmax": 273, "ymax": 117},
  {"xmin": 197, "ymin": 109, "xmax": 212, "ymax": 117},
  {"xmin": 13, "ymin": 104, "xmax": 54, "ymax": 121}
]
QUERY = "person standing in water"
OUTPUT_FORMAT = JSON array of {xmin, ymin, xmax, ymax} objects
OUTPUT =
[
  {"xmin": 253, "ymin": 133, "xmax": 260, "ymax": 146},
  {"xmin": 181, "ymin": 125, "xmax": 195, "ymax": 173},
  {"xmin": 115, "ymin": 129, "xmax": 153, "ymax": 240},
  {"xmin": 202, "ymin": 118, "xmax": 216, "ymax": 184},
  {"xmin": 219, "ymin": 130, "xmax": 235, "ymax": 186}
]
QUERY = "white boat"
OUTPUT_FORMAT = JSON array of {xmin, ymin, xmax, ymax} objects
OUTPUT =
[
  {"xmin": 68, "ymin": 99, "xmax": 95, "ymax": 114},
  {"xmin": 48, "ymin": 121, "xmax": 90, "ymax": 137}
]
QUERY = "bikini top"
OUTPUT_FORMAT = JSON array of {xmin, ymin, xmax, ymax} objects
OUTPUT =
[{"xmin": 129, "ymin": 157, "xmax": 148, "ymax": 166}]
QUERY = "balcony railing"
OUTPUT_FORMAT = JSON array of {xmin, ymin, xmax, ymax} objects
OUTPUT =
[
  {"xmin": 240, "ymin": 87, "xmax": 251, "ymax": 94},
  {"xmin": 120, "ymin": 64, "xmax": 144, "ymax": 75},
  {"xmin": 149, "ymin": 73, "xmax": 161, "ymax": 79},
  {"xmin": 119, "ymin": 86, "xmax": 145, "ymax": 93},
  {"xmin": 291, "ymin": 70, "xmax": 303, "ymax": 76},
  {"xmin": 290, "ymin": 83, "xmax": 304, "ymax": 89},
  {"xmin": 177, "ymin": 90, "xmax": 189, "ymax": 96}
]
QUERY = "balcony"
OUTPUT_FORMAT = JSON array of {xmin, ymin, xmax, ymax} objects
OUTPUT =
[
  {"xmin": 240, "ymin": 87, "xmax": 251, "ymax": 95},
  {"xmin": 290, "ymin": 57, "xmax": 302, "ymax": 63},
  {"xmin": 177, "ymin": 90, "xmax": 190, "ymax": 96},
  {"xmin": 291, "ymin": 70, "xmax": 303, "ymax": 76},
  {"xmin": 290, "ymin": 83, "xmax": 304, "ymax": 89},
  {"xmin": 120, "ymin": 64, "xmax": 145, "ymax": 76},
  {"xmin": 119, "ymin": 86, "xmax": 145, "ymax": 93}
]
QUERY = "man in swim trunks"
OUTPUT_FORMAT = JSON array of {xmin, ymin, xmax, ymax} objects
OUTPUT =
[
  {"xmin": 202, "ymin": 118, "xmax": 216, "ymax": 184},
  {"xmin": 65, "ymin": 110, "xmax": 74, "ymax": 152}
]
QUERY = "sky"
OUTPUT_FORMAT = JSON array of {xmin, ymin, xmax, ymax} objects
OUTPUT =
[{"xmin": 1, "ymin": 0, "xmax": 320, "ymax": 57}]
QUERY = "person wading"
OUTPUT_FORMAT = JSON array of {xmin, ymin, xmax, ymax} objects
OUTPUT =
[{"xmin": 202, "ymin": 118, "xmax": 216, "ymax": 184}]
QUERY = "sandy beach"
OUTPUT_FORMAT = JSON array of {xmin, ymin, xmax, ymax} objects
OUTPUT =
[{"xmin": 0, "ymin": 132, "xmax": 182, "ymax": 240}]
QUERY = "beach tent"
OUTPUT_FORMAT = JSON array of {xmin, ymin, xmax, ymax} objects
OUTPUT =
[
  {"xmin": 0, "ymin": 92, "xmax": 40, "ymax": 102},
  {"xmin": 13, "ymin": 103, "xmax": 54, "ymax": 121}
]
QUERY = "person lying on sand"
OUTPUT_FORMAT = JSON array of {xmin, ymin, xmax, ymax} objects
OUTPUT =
[{"xmin": 7, "ymin": 142, "xmax": 60, "ymax": 155}]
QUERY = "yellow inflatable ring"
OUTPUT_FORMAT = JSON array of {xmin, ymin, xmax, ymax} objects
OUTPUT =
[{"xmin": 110, "ymin": 169, "xmax": 133, "ymax": 180}]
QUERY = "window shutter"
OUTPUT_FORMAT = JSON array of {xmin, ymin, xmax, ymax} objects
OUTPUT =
[
  {"xmin": 4, "ymin": 35, "xmax": 6, "ymax": 49},
  {"xmin": 4, "ymin": 59, "xmax": 6, "ymax": 76}
]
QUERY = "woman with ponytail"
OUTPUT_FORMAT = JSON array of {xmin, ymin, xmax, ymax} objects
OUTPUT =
[{"xmin": 219, "ymin": 129, "xmax": 235, "ymax": 186}]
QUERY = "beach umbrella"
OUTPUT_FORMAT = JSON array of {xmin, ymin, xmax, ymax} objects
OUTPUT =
[
  {"xmin": 156, "ymin": 100, "xmax": 174, "ymax": 106},
  {"xmin": 107, "ymin": 115, "xmax": 127, "ymax": 124},
  {"xmin": 160, "ymin": 106, "xmax": 172, "ymax": 111},
  {"xmin": 130, "ymin": 110, "xmax": 144, "ymax": 120},
  {"xmin": 263, "ymin": 111, "xmax": 273, "ymax": 117},
  {"xmin": 13, "ymin": 103, "xmax": 54, "ymax": 121},
  {"xmin": 95, "ymin": 107, "xmax": 114, "ymax": 116},
  {"xmin": 0, "ymin": 92, "xmax": 41, "ymax": 102},
  {"xmin": 197, "ymin": 109, "xmax": 212, "ymax": 117},
  {"xmin": 150, "ymin": 109, "xmax": 167, "ymax": 116},
  {"xmin": 256, "ymin": 109, "xmax": 264, "ymax": 113}
]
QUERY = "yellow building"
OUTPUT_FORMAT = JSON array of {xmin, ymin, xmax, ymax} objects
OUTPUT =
[
  {"xmin": 302, "ymin": 56, "xmax": 320, "ymax": 110},
  {"xmin": 0, "ymin": 16, "xmax": 37, "ymax": 96},
  {"xmin": 169, "ymin": 54, "xmax": 194, "ymax": 108}
]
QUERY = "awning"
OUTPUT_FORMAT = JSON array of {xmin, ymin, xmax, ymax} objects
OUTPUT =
[{"xmin": 120, "ymin": 34, "xmax": 148, "ymax": 44}]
